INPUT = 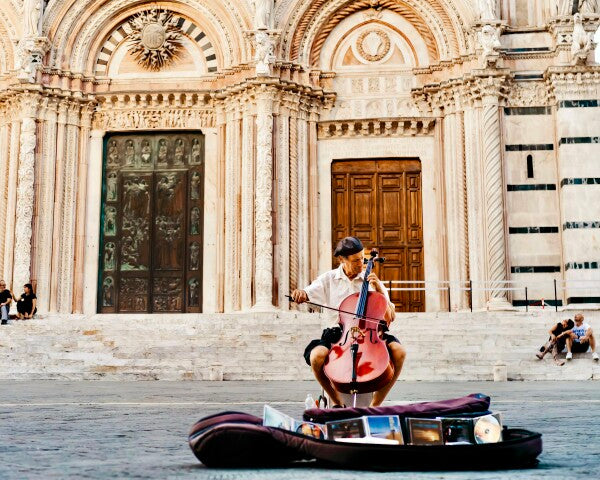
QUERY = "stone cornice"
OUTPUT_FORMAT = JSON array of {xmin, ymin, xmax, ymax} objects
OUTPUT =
[
  {"xmin": 413, "ymin": 70, "xmax": 511, "ymax": 113},
  {"xmin": 546, "ymin": 65, "xmax": 600, "ymax": 101},
  {"xmin": 317, "ymin": 118, "xmax": 436, "ymax": 139}
]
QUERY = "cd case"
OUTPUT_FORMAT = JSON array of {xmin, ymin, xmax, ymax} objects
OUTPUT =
[
  {"xmin": 414, "ymin": 413, "xmax": 503, "ymax": 445},
  {"xmin": 407, "ymin": 418, "xmax": 444, "ymax": 445},
  {"xmin": 326, "ymin": 415, "xmax": 404, "ymax": 444},
  {"xmin": 263, "ymin": 405, "xmax": 327, "ymax": 440}
]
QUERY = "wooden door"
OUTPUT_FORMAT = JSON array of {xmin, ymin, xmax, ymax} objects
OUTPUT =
[
  {"xmin": 331, "ymin": 159, "xmax": 424, "ymax": 312},
  {"xmin": 99, "ymin": 132, "xmax": 204, "ymax": 313}
]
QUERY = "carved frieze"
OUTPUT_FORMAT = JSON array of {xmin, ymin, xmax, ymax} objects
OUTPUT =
[
  {"xmin": 505, "ymin": 81, "xmax": 553, "ymax": 107},
  {"xmin": 317, "ymin": 118, "xmax": 435, "ymax": 139},
  {"xmin": 93, "ymin": 109, "xmax": 215, "ymax": 131}
]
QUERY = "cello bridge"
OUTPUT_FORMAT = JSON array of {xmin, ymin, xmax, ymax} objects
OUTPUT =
[{"xmin": 350, "ymin": 326, "xmax": 365, "ymax": 341}]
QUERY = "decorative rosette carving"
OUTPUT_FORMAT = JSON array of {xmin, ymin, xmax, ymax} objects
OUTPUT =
[
  {"xmin": 356, "ymin": 29, "xmax": 391, "ymax": 62},
  {"xmin": 127, "ymin": 7, "xmax": 183, "ymax": 71}
]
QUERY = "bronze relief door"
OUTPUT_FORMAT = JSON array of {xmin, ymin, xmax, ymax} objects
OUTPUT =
[
  {"xmin": 99, "ymin": 133, "xmax": 204, "ymax": 313},
  {"xmin": 331, "ymin": 159, "xmax": 424, "ymax": 312}
]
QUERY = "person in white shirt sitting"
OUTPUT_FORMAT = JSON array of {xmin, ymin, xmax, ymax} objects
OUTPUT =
[
  {"xmin": 291, "ymin": 236, "xmax": 406, "ymax": 407},
  {"xmin": 566, "ymin": 313, "xmax": 598, "ymax": 361}
]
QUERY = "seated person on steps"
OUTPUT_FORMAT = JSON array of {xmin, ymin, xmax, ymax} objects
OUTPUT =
[
  {"xmin": 565, "ymin": 313, "xmax": 598, "ymax": 362},
  {"xmin": 536, "ymin": 318, "xmax": 573, "ymax": 366},
  {"xmin": 0, "ymin": 280, "xmax": 12, "ymax": 325},
  {"xmin": 291, "ymin": 236, "xmax": 406, "ymax": 408}
]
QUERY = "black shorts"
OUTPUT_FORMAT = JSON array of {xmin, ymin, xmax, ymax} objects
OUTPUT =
[
  {"xmin": 571, "ymin": 341, "xmax": 590, "ymax": 353},
  {"xmin": 303, "ymin": 326, "xmax": 401, "ymax": 366}
]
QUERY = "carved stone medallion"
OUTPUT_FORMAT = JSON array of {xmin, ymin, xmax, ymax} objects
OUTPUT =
[
  {"xmin": 356, "ymin": 29, "xmax": 391, "ymax": 62},
  {"xmin": 142, "ymin": 23, "xmax": 166, "ymax": 50},
  {"xmin": 127, "ymin": 8, "xmax": 183, "ymax": 71}
]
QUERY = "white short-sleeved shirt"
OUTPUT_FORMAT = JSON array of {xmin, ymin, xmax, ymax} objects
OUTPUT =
[
  {"xmin": 572, "ymin": 322, "xmax": 591, "ymax": 343},
  {"xmin": 303, "ymin": 264, "xmax": 393, "ymax": 311}
]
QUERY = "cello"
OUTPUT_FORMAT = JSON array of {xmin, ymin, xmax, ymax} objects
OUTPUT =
[{"xmin": 323, "ymin": 249, "xmax": 394, "ymax": 397}]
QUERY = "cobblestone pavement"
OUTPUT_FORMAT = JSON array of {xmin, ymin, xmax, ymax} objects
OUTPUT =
[{"xmin": 1, "ymin": 381, "xmax": 599, "ymax": 479}]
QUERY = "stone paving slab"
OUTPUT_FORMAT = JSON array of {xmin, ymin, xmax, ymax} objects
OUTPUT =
[{"xmin": 0, "ymin": 381, "xmax": 599, "ymax": 479}]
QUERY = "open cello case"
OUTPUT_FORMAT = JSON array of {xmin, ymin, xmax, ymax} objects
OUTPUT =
[{"xmin": 188, "ymin": 393, "xmax": 543, "ymax": 471}]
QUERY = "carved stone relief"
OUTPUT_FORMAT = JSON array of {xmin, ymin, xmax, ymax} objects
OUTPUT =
[
  {"xmin": 127, "ymin": 7, "xmax": 183, "ymax": 71},
  {"xmin": 190, "ymin": 242, "xmax": 200, "ymax": 270},
  {"xmin": 104, "ymin": 242, "xmax": 115, "ymax": 271},
  {"xmin": 188, "ymin": 278, "xmax": 200, "ymax": 307},
  {"xmin": 356, "ymin": 29, "xmax": 391, "ymax": 62},
  {"xmin": 104, "ymin": 207, "xmax": 117, "ymax": 236},
  {"xmin": 190, "ymin": 207, "xmax": 201, "ymax": 235},
  {"xmin": 102, "ymin": 277, "xmax": 115, "ymax": 307}
]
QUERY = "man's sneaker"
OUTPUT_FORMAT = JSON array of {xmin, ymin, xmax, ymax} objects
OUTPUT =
[
  {"xmin": 566, "ymin": 352, "xmax": 573, "ymax": 361},
  {"xmin": 593, "ymin": 352, "xmax": 599, "ymax": 362}
]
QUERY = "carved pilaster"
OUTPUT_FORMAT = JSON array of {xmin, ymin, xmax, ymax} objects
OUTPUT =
[
  {"xmin": 253, "ymin": 87, "xmax": 275, "ymax": 310},
  {"xmin": 34, "ymin": 98, "xmax": 58, "ymax": 313},
  {"xmin": 0, "ymin": 122, "xmax": 11, "ymax": 276},
  {"xmin": 72, "ymin": 105, "xmax": 93, "ymax": 313},
  {"xmin": 3, "ymin": 120, "xmax": 20, "ymax": 285},
  {"xmin": 463, "ymin": 105, "xmax": 487, "ymax": 310},
  {"xmin": 297, "ymin": 115, "xmax": 310, "ymax": 290},
  {"xmin": 240, "ymin": 107, "xmax": 255, "ymax": 310},
  {"xmin": 57, "ymin": 102, "xmax": 81, "ymax": 312},
  {"xmin": 13, "ymin": 94, "xmax": 40, "ymax": 293},
  {"xmin": 49, "ymin": 103, "xmax": 67, "ymax": 312},
  {"xmin": 276, "ymin": 113, "xmax": 290, "ymax": 310},
  {"xmin": 223, "ymin": 108, "xmax": 240, "ymax": 312},
  {"xmin": 288, "ymin": 115, "xmax": 299, "ymax": 301}
]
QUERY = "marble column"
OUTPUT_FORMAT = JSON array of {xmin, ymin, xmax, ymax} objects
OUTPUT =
[
  {"xmin": 49, "ymin": 104, "xmax": 67, "ymax": 312},
  {"xmin": 481, "ymin": 93, "xmax": 510, "ymax": 308},
  {"xmin": 56, "ymin": 105, "xmax": 80, "ymax": 312},
  {"xmin": 34, "ymin": 99, "xmax": 58, "ymax": 313},
  {"xmin": 82, "ymin": 129, "xmax": 104, "ymax": 315},
  {"xmin": 240, "ymin": 108, "xmax": 255, "ymax": 310},
  {"xmin": 13, "ymin": 95, "xmax": 39, "ymax": 294},
  {"xmin": 3, "ymin": 120, "xmax": 20, "ymax": 286},
  {"xmin": 276, "ymin": 113, "xmax": 290, "ymax": 309},
  {"xmin": 443, "ymin": 103, "xmax": 469, "ymax": 310},
  {"xmin": 253, "ymin": 87, "xmax": 275, "ymax": 310},
  {"xmin": 464, "ymin": 105, "xmax": 487, "ymax": 310},
  {"xmin": 223, "ymin": 108, "xmax": 241, "ymax": 312},
  {"xmin": 288, "ymin": 115, "xmax": 299, "ymax": 297},
  {"xmin": 0, "ymin": 122, "xmax": 11, "ymax": 276},
  {"xmin": 72, "ymin": 107, "xmax": 92, "ymax": 313},
  {"xmin": 296, "ymin": 116, "xmax": 310, "ymax": 290}
]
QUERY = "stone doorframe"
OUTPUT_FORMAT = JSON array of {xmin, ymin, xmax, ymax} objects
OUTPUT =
[
  {"xmin": 82, "ymin": 96, "xmax": 218, "ymax": 315},
  {"xmin": 316, "ymin": 118, "xmax": 445, "ymax": 311}
]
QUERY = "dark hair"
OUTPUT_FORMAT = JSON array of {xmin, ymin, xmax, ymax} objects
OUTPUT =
[
  {"xmin": 566, "ymin": 319, "xmax": 574, "ymax": 330},
  {"xmin": 24, "ymin": 283, "xmax": 34, "ymax": 294}
]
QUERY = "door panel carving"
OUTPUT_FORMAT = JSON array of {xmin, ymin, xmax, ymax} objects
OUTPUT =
[
  {"xmin": 331, "ymin": 159, "xmax": 424, "ymax": 312},
  {"xmin": 99, "ymin": 132, "xmax": 204, "ymax": 313}
]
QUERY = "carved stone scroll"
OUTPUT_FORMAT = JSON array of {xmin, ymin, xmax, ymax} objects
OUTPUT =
[
  {"xmin": 253, "ymin": 88, "xmax": 275, "ymax": 310},
  {"xmin": 13, "ymin": 96, "xmax": 39, "ymax": 295}
]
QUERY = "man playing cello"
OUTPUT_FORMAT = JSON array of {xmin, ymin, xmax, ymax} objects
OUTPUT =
[{"xmin": 291, "ymin": 236, "xmax": 406, "ymax": 407}]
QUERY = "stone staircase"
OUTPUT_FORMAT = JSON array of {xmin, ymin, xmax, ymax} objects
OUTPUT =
[{"xmin": 0, "ymin": 311, "xmax": 598, "ymax": 381}]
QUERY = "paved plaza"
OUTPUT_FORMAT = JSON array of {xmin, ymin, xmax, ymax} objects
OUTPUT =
[{"xmin": 1, "ymin": 380, "xmax": 599, "ymax": 479}]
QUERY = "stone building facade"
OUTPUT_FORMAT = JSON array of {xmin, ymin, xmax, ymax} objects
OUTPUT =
[{"xmin": 0, "ymin": 0, "xmax": 598, "ymax": 316}]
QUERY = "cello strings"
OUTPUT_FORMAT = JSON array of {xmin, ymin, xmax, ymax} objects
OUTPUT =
[{"xmin": 285, "ymin": 295, "xmax": 384, "ymax": 325}]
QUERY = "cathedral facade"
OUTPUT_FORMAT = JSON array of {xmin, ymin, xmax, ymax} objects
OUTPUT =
[{"xmin": 0, "ymin": 0, "xmax": 599, "ymax": 316}]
